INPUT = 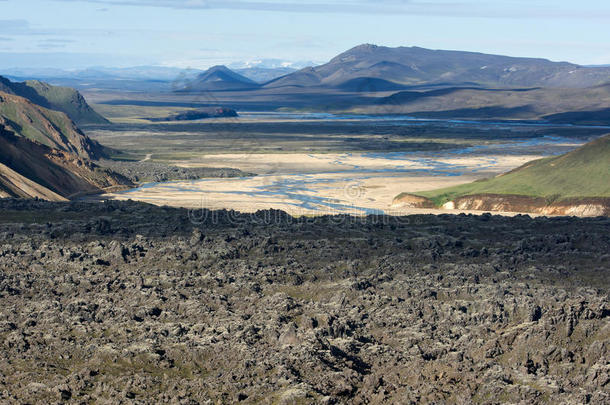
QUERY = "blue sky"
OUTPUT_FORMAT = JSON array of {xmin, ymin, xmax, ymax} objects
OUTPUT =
[{"xmin": 1, "ymin": 0, "xmax": 609, "ymax": 69}]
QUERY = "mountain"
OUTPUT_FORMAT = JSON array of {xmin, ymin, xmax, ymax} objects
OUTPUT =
[
  {"xmin": 358, "ymin": 83, "xmax": 610, "ymax": 121},
  {"xmin": 2, "ymin": 63, "xmax": 316, "ymax": 87},
  {"xmin": 228, "ymin": 58, "xmax": 318, "ymax": 70},
  {"xmin": 2, "ymin": 66, "xmax": 202, "ymax": 81},
  {"xmin": 235, "ymin": 67, "xmax": 296, "ymax": 83},
  {"xmin": 149, "ymin": 107, "xmax": 238, "ymax": 122},
  {"xmin": 73, "ymin": 66, "xmax": 198, "ymax": 81},
  {"xmin": 0, "ymin": 88, "xmax": 132, "ymax": 200},
  {"xmin": 228, "ymin": 59, "xmax": 314, "ymax": 83},
  {"xmin": 265, "ymin": 44, "xmax": 610, "ymax": 89},
  {"xmin": 1, "ymin": 67, "xmax": 71, "ymax": 80},
  {"xmin": 0, "ymin": 75, "xmax": 108, "ymax": 124},
  {"xmin": 0, "ymin": 124, "xmax": 132, "ymax": 200},
  {"xmin": 395, "ymin": 134, "xmax": 610, "ymax": 216},
  {"xmin": 336, "ymin": 77, "xmax": 410, "ymax": 92},
  {"xmin": 0, "ymin": 91, "xmax": 106, "ymax": 160},
  {"xmin": 264, "ymin": 66, "xmax": 324, "ymax": 88},
  {"xmin": 2, "ymin": 67, "xmax": 203, "ymax": 93},
  {"xmin": 181, "ymin": 65, "xmax": 260, "ymax": 91}
]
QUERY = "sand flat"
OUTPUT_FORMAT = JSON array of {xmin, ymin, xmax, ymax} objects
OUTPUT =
[{"xmin": 100, "ymin": 152, "xmax": 544, "ymax": 216}]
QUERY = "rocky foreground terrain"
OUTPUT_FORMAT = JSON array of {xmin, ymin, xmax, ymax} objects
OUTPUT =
[{"xmin": 0, "ymin": 199, "xmax": 608, "ymax": 404}]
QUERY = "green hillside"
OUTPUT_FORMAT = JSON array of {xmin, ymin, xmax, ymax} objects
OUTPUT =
[
  {"xmin": 23, "ymin": 80, "xmax": 109, "ymax": 124},
  {"xmin": 0, "ymin": 91, "xmax": 106, "ymax": 159},
  {"xmin": 414, "ymin": 134, "xmax": 610, "ymax": 206},
  {"xmin": 0, "ymin": 76, "xmax": 108, "ymax": 125}
]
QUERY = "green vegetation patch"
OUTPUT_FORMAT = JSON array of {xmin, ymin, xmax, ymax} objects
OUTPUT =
[{"xmin": 416, "ymin": 134, "xmax": 610, "ymax": 205}]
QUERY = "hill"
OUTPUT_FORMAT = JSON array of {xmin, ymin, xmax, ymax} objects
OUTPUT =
[
  {"xmin": 181, "ymin": 65, "xmax": 260, "ymax": 91},
  {"xmin": 148, "ymin": 107, "xmax": 238, "ymax": 122},
  {"xmin": 265, "ymin": 44, "xmax": 610, "ymax": 89},
  {"xmin": 394, "ymin": 135, "xmax": 610, "ymax": 215},
  {"xmin": 0, "ymin": 91, "xmax": 106, "ymax": 160},
  {"xmin": 361, "ymin": 84, "xmax": 610, "ymax": 121},
  {"xmin": 0, "ymin": 75, "xmax": 109, "ymax": 124},
  {"xmin": 336, "ymin": 77, "xmax": 410, "ymax": 92},
  {"xmin": 0, "ymin": 124, "xmax": 132, "ymax": 200}
]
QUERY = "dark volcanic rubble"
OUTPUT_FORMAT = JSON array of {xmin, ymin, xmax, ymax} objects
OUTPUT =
[{"xmin": 0, "ymin": 199, "xmax": 608, "ymax": 404}]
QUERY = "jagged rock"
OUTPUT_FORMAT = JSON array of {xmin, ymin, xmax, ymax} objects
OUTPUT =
[{"xmin": 0, "ymin": 199, "xmax": 607, "ymax": 403}]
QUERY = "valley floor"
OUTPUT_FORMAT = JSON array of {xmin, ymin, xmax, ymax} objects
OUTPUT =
[
  {"xmin": 85, "ymin": 111, "xmax": 597, "ymax": 216},
  {"xmin": 100, "ymin": 152, "xmax": 540, "ymax": 216}
]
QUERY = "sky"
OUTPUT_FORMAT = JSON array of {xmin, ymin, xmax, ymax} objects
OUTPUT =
[{"xmin": 1, "ymin": 0, "xmax": 609, "ymax": 70}]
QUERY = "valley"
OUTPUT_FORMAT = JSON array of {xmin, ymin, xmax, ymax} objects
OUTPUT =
[
  {"xmin": 1, "ymin": 49, "xmax": 609, "ymax": 216},
  {"xmin": 82, "ymin": 104, "xmax": 606, "ymax": 216},
  {"xmin": 0, "ymin": 34, "xmax": 608, "ymax": 404}
]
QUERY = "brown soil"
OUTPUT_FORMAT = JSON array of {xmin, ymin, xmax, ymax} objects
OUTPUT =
[
  {"xmin": 452, "ymin": 194, "xmax": 610, "ymax": 216},
  {"xmin": 391, "ymin": 193, "xmax": 436, "ymax": 209},
  {"xmin": 393, "ymin": 193, "xmax": 610, "ymax": 217}
]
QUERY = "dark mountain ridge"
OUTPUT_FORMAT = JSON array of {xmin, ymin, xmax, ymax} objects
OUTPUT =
[
  {"xmin": 265, "ymin": 44, "xmax": 610, "ymax": 89},
  {"xmin": 367, "ymin": 83, "xmax": 610, "ymax": 121},
  {"xmin": 181, "ymin": 65, "xmax": 261, "ymax": 91}
]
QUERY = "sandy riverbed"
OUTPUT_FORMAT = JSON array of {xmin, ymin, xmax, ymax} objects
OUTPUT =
[{"xmin": 100, "ymin": 152, "xmax": 541, "ymax": 216}]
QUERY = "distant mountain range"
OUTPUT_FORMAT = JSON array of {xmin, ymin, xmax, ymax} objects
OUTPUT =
[
  {"xmin": 234, "ymin": 67, "xmax": 297, "ymax": 83},
  {"xmin": 4, "ymin": 45, "xmax": 610, "ymax": 123},
  {"xmin": 4, "ymin": 47, "xmax": 609, "ymax": 91},
  {"xmin": 2, "ymin": 63, "xmax": 303, "ymax": 88},
  {"xmin": 3, "ymin": 66, "xmax": 198, "ymax": 82},
  {"xmin": 265, "ymin": 44, "xmax": 610, "ymax": 89},
  {"xmin": 228, "ymin": 58, "xmax": 317, "ymax": 70},
  {"xmin": 170, "ymin": 46, "xmax": 610, "ymax": 121},
  {"xmin": 227, "ymin": 59, "xmax": 314, "ymax": 82},
  {"xmin": 167, "ymin": 45, "xmax": 610, "ymax": 121}
]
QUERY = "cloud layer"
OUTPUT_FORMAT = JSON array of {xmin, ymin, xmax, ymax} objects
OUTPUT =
[
  {"xmin": 1, "ymin": 0, "xmax": 608, "ymax": 68},
  {"xmin": 54, "ymin": 0, "xmax": 610, "ymax": 19}
]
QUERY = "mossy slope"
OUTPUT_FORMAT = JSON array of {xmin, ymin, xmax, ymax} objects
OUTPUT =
[{"xmin": 413, "ymin": 134, "xmax": 610, "ymax": 206}]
